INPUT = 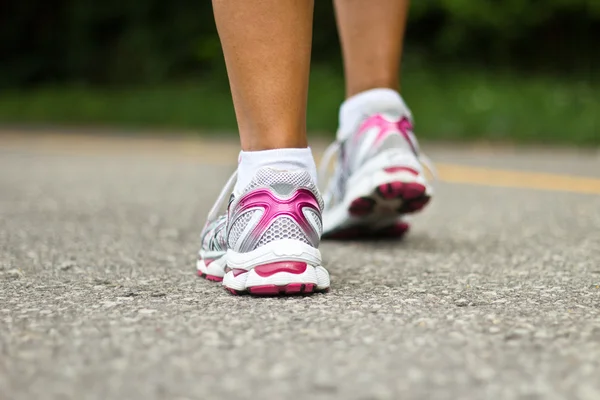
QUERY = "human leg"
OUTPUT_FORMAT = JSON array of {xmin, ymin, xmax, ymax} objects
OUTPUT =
[
  {"xmin": 197, "ymin": 0, "xmax": 330, "ymax": 295},
  {"xmin": 334, "ymin": 0, "xmax": 409, "ymax": 97},
  {"xmin": 320, "ymin": 0, "xmax": 433, "ymax": 239}
]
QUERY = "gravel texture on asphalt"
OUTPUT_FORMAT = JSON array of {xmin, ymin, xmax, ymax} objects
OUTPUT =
[{"xmin": 1, "ymin": 138, "xmax": 600, "ymax": 400}]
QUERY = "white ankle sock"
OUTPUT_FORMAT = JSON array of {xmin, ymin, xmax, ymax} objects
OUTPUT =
[
  {"xmin": 235, "ymin": 147, "xmax": 318, "ymax": 193},
  {"xmin": 338, "ymin": 88, "xmax": 412, "ymax": 141}
]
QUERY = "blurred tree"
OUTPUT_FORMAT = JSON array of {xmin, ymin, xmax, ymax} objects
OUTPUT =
[{"xmin": 1, "ymin": 0, "xmax": 597, "ymax": 87}]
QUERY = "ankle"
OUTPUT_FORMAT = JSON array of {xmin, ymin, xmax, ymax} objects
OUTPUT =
[
  {"xmin": 346, "ymin": 80, "xmax": 399, "ymax": 99},
  {"xmin": 240, "ymin": 126, "xmax": 308, "ymax": 151}
]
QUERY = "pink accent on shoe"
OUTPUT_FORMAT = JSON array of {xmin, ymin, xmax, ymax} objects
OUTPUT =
[
  {"xmin": 384, "ymin": 166, "xmax": 419, "ymax": 175},
  {"xmin": 355, "ymin": 114, "xmax": 418, "ymax": 155},
  {"xmin": 348, "ymin": 197, "xmax": 375, "ymax": 217},
  {"xmin": 224, "ymin": 267, "xmax": 248, "ymax": 277},
  {"xmin": 281, "ymin": 283, "xmax": 303, "ymax": 294},
  {"xmin": 376, "ymin": 180, "xmax": 426, "ymax": 200},
  {"xmin": 232, "ymin": 268, "xmax": 248, "ymax": 277},
  {"xmin": 378, "ymin": 182, "xmax": 404, "ymax": 200},
  {"xmin": 248, "ymin": 285, "xmax": 282, "ymax": 295},
  {"xmin": 398, "ymin": 117, "xmax": 419, "ymax": 155},
  {"xmin": 247, "ymin": 283, "xmax": 315, "ymax": 296},
  {"xmin": 347, "ymin": 180, "xmax": 429, "ymax": 218},
  {"xmin": 372, "ymin": 180, "xmax": 429, "ymax": 213},
  {"xmin": 197, "ymin": 270, "xmax": 224, "ymax": 282},
  {"xmin": 381, "ymin": 221, "xmax": 411, "ymax": 237},
  {"xmin": 203, "ymin": 258, "xmax": 215, "ymax": 266},
  {"xmin": 254, "ymin": 261, "xmax": 307, "ymax": 277},
  {"xmin": 404, "ymin": 197, "xmax": 430, "ymax": 212},
  {"xmin": 403, "ymin": 182, "xmax": 427, "ymax": 200},
  {"xmin": 355, "ymin": 114, "xmax": 399, "ymax": 146},
  {"xmin": 304, "ymin": 284, "xmax": 315, "ymax": 292},
  {"xmin": 232, "ymin": 188, "xmax": 320, "ymax": 247}
]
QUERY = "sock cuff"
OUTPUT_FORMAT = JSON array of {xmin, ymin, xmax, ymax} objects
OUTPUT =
[
  {"xmin": 235, "ymin": 147, "xmax": 317, "ymax": 193},
  {"xmin": 239, "ymin": 147, "xmax": 313, "ymax": 163}
]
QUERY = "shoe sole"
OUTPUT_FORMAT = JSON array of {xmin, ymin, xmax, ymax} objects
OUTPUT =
[
  {"xmin": 198, "ymin": 264, "xmax": 330, "ymax": 295},
  {"xmin": 322, "ymin": 167, "xmax": 431, "ymax": 239},
  {"xmin": 226, "ymin": 283, "xmax": 330, "ymax": 296},
  {"xmin": 196, "ymin": 257, "xmax": 225, "ymax": 282},
  {"xmin": 197, "ymin": 270, "xmax": 223, "ymax": 282},
  {"xmin": 198, "ymin": 242, "xmax": 331, "ymax": 296},
  {"xmin": 349, "ymin": 179, "xmax": 430, "ymax": 216},
  {"xmin": 222, "ymin": 260, "xmax": 330, "ymax": 297}
]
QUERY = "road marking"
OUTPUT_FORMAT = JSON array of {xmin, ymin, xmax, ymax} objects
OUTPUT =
[
  {"xmin": 437, "ymin": 163, "xmax": 600, "ymax": 195},
  {"xmin": 2, "ymin": 132, "xmax": 600, "ymax": 195}
]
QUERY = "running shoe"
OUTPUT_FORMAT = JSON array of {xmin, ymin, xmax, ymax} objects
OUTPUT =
[
  {"xmin": 196, "ymin": 214, "xmax": 228, "ymax": 282},
  {"xmin": 197, "ymin": 167, "xmax": 330, "ymax": 295},
  {"xmin": 319, "ymin": 98, "xmax": 435, "ymax": 239}
]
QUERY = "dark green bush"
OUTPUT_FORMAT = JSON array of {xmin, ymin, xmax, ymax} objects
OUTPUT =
[{"xmin": 1, "ymin": 1, "xmax": 597, "ymax": 87}]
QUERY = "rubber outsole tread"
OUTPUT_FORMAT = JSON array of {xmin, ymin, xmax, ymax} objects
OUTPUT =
[
  {"xmin": 322, "ymin": 178, "xmax": 430, "ymax": 240},
  {"xmin": 347, "ymin": 181, "xmax": 429, "ymax": 219},
  {"xmin": 197, "ymin": 270, "xmax": 223, "ymax": 282},
  {"xmin": 224, "ymin": 283, "xmax": 329, "ymax": 297},
  {"xmin": 198, "ymin": 268, "xmax": 329, "ymax": 296}
]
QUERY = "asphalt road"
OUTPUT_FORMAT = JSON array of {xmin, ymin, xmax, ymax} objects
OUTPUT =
[{"xmin": 1, "ymin": 132, "xmax": 600, "ymax": 400}]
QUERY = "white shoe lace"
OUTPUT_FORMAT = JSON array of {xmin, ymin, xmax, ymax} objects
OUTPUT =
[
  {"xmin": 206, "ymin": 169, "xmax": 238, "ymax": 223},
  {"xmin": 318, "ymin": 140, "xmax": 342, "ymax": 191}
]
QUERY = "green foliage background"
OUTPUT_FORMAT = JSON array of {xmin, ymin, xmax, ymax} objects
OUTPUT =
[
  {"xmin": 1, "ymin": 1, "xmax": 598, "ymax": 143},
  {"xmin": 3, "ymin": 1, "xmax": 597, "ymax": 86}
]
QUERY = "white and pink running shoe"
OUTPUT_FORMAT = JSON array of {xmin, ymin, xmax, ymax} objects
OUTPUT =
[
  {"xmin": 197, "ymin": 167, "xmax": 330, "ymax": 295},
  {"xmin": 320, "ymin": 94, "xmax": 435, "ymax": 239}
]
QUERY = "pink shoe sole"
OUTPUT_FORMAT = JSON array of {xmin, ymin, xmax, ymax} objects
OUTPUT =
[
  {"xmin": 197, "ymin": 270, "xmax": 223, "ymax": 282},
  {"xmin": 197, "ymin": 270, "xmax": 328, "ymax": 296},
  {"xmin": 348, "ymin": 180, "xmax": 430, "ymax": 217},
  {"xmin": 226, "ymin": 283, "xmax": 330, "ymax": 296},
  {"xmin": 223, "ymin": 262, "xmax": 329, "ymax": 296}
]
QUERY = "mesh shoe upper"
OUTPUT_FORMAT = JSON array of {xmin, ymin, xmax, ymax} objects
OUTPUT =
[
  {"xmin": 322, "ymin": 112, "xmax": 423, "ymax": 209},
  {"xmin": 200, "ymin": 214, "xmax": 228, "ymax": 254},
  {"xmin": 199, "ymin": 166, "xmax": 323, "ymax": 259},
  {"xmin": 226, "ymin": 168, "xmax": 323, "ymax": 253}
]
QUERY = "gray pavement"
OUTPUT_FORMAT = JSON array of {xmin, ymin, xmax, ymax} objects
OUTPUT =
[{"xmin": 1, "ymin": 134, "xmax": 600, "ymax": 400}]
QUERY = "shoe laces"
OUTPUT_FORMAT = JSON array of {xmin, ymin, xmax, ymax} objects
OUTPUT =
[
  {"xmin": 318, "ymin": 140, "xmax": 343, "ymax": 191},
  {"xmin": 206, "ymin": 169, "xmax": 238, "ymax": 223}
]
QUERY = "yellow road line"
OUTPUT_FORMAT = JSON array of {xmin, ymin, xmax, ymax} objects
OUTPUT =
[
  {"xmin": 2, "ymin": 132, "xmax": 600, "ymax": 195},
  {"xmin": 437, "ymin": 163, "xmax": 600, "ymax": 195}
]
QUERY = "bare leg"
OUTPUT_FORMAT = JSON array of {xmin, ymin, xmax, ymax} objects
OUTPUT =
[
  {"xmin": 333, "ymin": 0, "xmax": 409, "ymax": 98},
  {"xmin": 212, "ymin": 0, "xmax": 314, "ymax": 151},
  {"xmin": 200, "ymin": 1, "xmax": 331, "ymax": 296}
]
